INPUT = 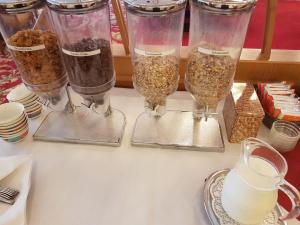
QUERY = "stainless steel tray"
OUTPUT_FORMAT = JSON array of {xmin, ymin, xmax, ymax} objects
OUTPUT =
[
  {"xmin": 131, "ymin": 111, "xmax": 224, "ymax": 152},
  {"xmin": 34, "ymin": 107, "xmax": 126, "ymax": 146}
]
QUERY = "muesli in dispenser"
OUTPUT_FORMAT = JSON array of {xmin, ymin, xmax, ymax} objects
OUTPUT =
[{"xmin": 0, "ymin": 0, "xmax": 68, "ymax": 108}]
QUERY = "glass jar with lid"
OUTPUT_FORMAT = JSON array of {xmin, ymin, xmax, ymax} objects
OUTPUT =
[
  {"xmin": 35, "ymin": 0, "xmax": 126, "ymax": 146},
  {"xmin": 0, "ymin": 0, "xmax": 67, "ymax": 101},
  {"xmin": 47, "ymin": 0, "xmax": 115, "ymax": 114},
  {"xmin": 185, "ymin": 0, "xmax": 256, "ymax": 118},
  {"xmin": 124, "ymin": 0, "xmax": 187, "ymax": 116}
]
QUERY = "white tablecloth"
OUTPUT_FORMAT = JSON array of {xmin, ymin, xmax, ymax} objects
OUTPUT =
[{"xmin": 0, "ymin": 88, "xmax": 299, "ymax": 225}]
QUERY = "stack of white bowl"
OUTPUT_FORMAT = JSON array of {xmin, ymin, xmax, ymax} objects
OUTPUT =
[
  {"xmin": 7, "ymin": 84, "xmax": 42, "ymax": 119},
  {"xmin": 0, "ymin": 102, "xmax": 29, "ymax": 143}
]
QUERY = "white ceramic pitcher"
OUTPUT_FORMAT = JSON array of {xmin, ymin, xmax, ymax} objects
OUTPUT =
[{"xmin": 221, "ymin": 138, "xmax": 300, "ymax": 224}]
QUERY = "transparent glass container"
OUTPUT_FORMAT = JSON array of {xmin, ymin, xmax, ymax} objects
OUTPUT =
[
  {"xmin": 48, "ymin": 0, "xmax": 115, "ymax": 114},
  {"xmin": 125, "ymin": 0, "xmax": 186, "ymax": 116},
  {"xmin": 185, "ymin": 0, "xmax": 256, "ymax": 118},
  {"xmin": 33, "ymin": 0, "xmax": 126, "ymax": 146},
  {"xmin": 0, "ymin": 0, "xmax": 67, "ymax": 103}
]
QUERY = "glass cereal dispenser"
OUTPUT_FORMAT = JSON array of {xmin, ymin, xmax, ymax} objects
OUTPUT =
[
  {"xmin": 125, "ymin": 0, "xmax": 192, "ymax": 149},
  {"xmin": 186, "ymin": 0, "xmax": 256, "ymax": 117},
  {"xmin": 0, "ymin": 0, "xmax": 68, "ymax": 109},
  {"xmin": 182, "ymin": 0, "xmax": 256, "ymax": 151},
  {"xmin": 125, "ymin": 0, "xmax": 186, "ymax": 117},
  {"xmin": 47, "ymin": 0, "xmax": 115, "ymax": 114},
  {"xmin": 38, "ymin": 0, "xmax": 126, "ymax": 146}
]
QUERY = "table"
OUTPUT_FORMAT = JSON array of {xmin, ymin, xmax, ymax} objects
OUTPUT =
[{"xmin": 1, "ymin": 88, "xmax": 299, "ymax": 225}]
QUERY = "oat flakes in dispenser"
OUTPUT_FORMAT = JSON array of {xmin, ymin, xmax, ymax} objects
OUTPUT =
[
  {"xmin": 0, "ymin": 0, "xmax": 67, "ymax": 101},
  {"xmin": 124, "ymin": 0, "xmax": 187, "ymax": 116},
  {"xmin": 185, "ymin": 0, "xmax": 256, "ymax": 118}
]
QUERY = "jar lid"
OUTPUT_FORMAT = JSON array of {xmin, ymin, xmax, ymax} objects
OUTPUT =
[
  {"xmin": 0, "ymin": 0, "xmax": 44, "ymax": 13},
  {"xmin": 192, "ymin": 0, "xmax": 256, "ymax": 12},
  {"xmin": 124, "ymin": 0, "xmax": 186, "ymax": 14},
  {"xmin": 46, "ymin": 0, "xmax": 108, "ymax": 13}
]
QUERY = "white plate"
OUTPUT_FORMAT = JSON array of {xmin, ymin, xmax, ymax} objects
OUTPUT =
[
  {"xmin": 18, "ymin": 95, "xmax": 39, "ymax": 105},
  {"xmin": 0, "ymin": 103, "xmax": 25, "ymax": 126}
]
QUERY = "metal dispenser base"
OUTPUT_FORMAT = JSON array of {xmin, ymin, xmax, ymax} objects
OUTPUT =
[
  {"xmin": 131, "ymin": 110, "xmax": 224, "ymax": 152},
  {"xmin": 33, "ymin": 107, "xmax": 126, "ymax": 146}
]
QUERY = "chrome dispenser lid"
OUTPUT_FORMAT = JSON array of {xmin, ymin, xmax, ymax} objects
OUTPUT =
[
  {"xmin": 124, "ymin": 0, "xmax": 186, "ymax": 14},
  {"xmin": 0, "ymin": 0, "xmax": 43, "ymax": 13},
  {"xmin": 46, "ymin": 0, "xmax": 107, "ymax": 13},
  {"xmin": 193, "ymin": 0, "xmax": 256, "ymax": 12}
]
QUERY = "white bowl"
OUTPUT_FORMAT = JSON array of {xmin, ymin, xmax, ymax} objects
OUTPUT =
[
  {"xmin": 26, "ymin": 108, "xmax": 42, "ymax": 117},
  {"xmin": 0, "ymin": 112, "xmax": 26, "ymax": 128},
  {"xmin": 9, "ymin": 94, "xmax": 36, "ymax": 104},
  {"xmin": 2, "ymin": 127, "xmax": 29, "ymax": 143},
  {"xmin": 0, "ymin": 113, "xmax": 27, "ymax": 129},
  {"xmin": 0, "ymin": 103, "xmax": 25, "ymax": 126},
  {"xmin": 6, "ymin": 84, "xmax": 32, "ymax": 102},
  {"xmin": 21, "ymin": 100, "xmax": 40, "ymax": 111},
  {"xmin": 1, "ymin": 124, "xmax": 28, "ymax": 138},
  {"xmin": 25, "ymin": 102, "xmax": 41, "ymax": 112},
  {"xmin": 28, "ymin": 110, "xmax": 42, "ymax": 119},
  {"xmin": 19, "ymin": 95, "xmax": 39, "ymax": 105},
  {"xmin": 0, "ymin": 117, "xmax": 28, "ymax": 135},
  {"xmin": 27, "ymin": 105, "xmax": 42, "ymax": 115}
]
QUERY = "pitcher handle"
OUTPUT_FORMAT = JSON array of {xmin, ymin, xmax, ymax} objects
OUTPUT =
[{"xmin": 278, "ymin": 180, "xmax": 300, "ymax": 221}]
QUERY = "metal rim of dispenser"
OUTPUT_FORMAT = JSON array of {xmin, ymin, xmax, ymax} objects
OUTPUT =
[
  {"xmin": 192, "ymin": 0, "xmax": 257, "ymax": 14},
  {"xmin": 0, "ymin": 0, "xmax": 44, "ymax": 13},
  {"xmin": 124, "ymin": 0, "xmax": 186, "ymax": 15},
  {"xmin": 46, "ymin": 0, "xmax": 108, "ymax": 13}
]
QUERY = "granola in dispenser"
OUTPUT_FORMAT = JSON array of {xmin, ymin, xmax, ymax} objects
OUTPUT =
[
  {"xmin": 185, "ymin": 45, "xmax": 236, "ymax": 107},
  {"xmin": 8, "ymin": 29, "xmax": 66, "ymax": 91}
]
